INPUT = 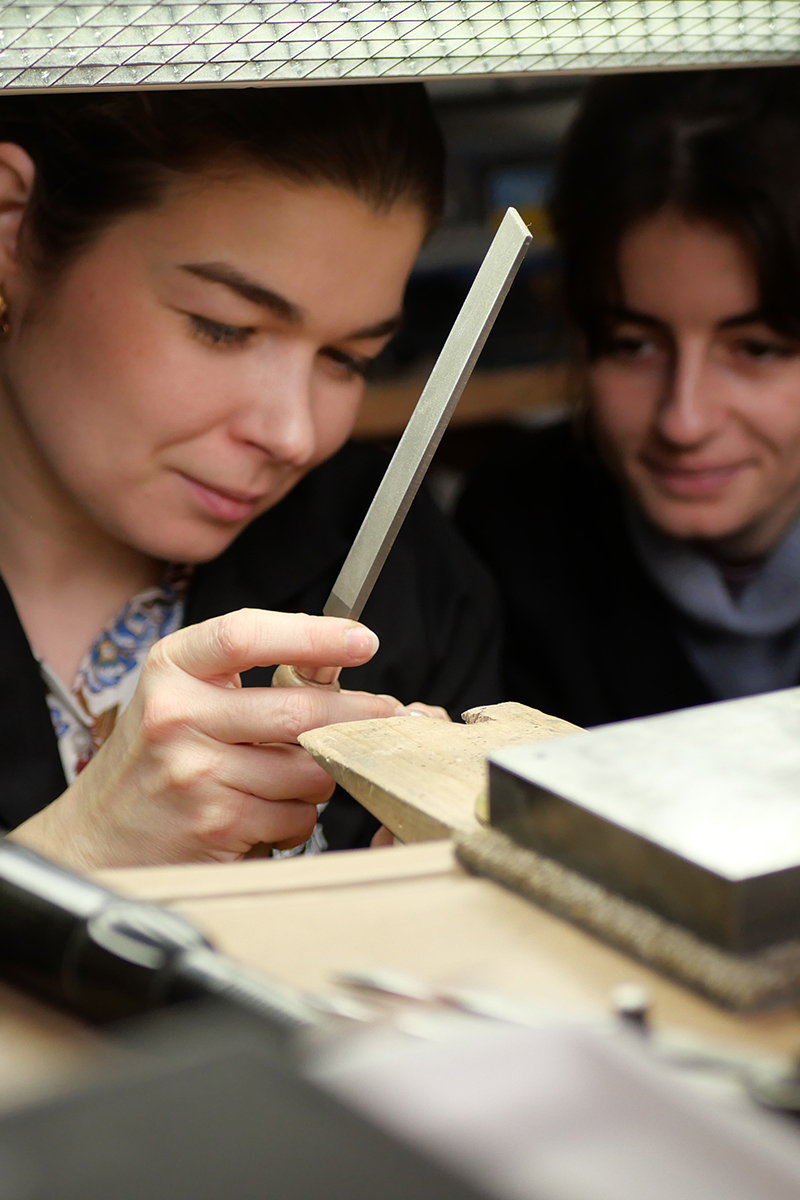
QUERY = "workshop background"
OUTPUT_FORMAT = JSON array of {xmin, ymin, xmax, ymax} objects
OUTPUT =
[{"xmin": 359, "ymin": 72, "xmax": 582, "ymax": 509}]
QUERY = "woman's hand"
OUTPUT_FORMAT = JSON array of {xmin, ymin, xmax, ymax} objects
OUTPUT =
[{"xmin": 10, "ymin": 608, "xmax": 398, "ymax": 870}]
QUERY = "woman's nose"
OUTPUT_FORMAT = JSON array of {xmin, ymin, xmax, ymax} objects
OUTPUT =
[
  {"xmin": 233, "ymin": 351, "xmax": 317, "ymax": 466},
  {"xmin": 655, "ymin": 342, "xmax": 721, "ymax": 447}
]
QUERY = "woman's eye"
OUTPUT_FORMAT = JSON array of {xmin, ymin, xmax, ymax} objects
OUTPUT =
[
  {"xmin": 736, "ymin": 337, "xmax": 796, "ymax": 362},
  {"xmin": 321, "ymin": 347, "xmax": 370, "ymax": 380},
  {"xmin": 189, "ymin": 314, "xmax": 254, "ymax": 348},
  {"xmin": 604, "ymin": 333, "xmax": 657, "ymax": 359}
]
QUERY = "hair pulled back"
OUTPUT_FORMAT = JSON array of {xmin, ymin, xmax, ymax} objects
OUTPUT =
[
  {"xmin": 0, "ymin": 83, "xmax": 443, "ymax": 273},
  {"xmin": 552, "ymin": 67, "xmax": 800, "ymax": 355}
]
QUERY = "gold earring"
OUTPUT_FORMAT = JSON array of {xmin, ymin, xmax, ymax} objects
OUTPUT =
[{"xmin": 0, "ymin": 292, "xmax": 9, "ymax": 337}]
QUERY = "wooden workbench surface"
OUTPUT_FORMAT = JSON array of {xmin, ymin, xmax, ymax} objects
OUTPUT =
[{"xmin": 100, "ymin": 840, "xmax": 800, "ymax": 1059}]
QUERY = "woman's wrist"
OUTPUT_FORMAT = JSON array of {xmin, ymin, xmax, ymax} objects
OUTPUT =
[{"xmin": 7, "ymin": 788, "xmax": 101, "ymax": 873}]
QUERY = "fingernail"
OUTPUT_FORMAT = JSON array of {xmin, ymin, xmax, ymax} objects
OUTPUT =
[{"xmin": 345, "ymin": 627, "xmax": 380, "ymax": 659}]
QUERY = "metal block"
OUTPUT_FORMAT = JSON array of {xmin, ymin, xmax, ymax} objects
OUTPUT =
[{"xmin": 489, "ymin": 688, "xmax": 800, "ymax": 952}]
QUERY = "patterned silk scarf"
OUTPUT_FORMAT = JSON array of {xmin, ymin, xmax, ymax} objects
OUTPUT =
[{"xmin": 41, "ymin": 565, "xmax": 191, "ymax": 784}]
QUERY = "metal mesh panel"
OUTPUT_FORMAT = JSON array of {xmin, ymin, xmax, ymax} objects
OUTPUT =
[{"xmin": 0, "ymin": 2, "xmax": 797, "ymax": 93}]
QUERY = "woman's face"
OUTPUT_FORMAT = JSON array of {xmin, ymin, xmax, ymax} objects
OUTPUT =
[
  {"xmin": 1, "ymin": 171, "xmax": 425, "ymax": 561},
  {"xmin": 588, "ymin": 209, "xmax": 800, "ymax": 557}
]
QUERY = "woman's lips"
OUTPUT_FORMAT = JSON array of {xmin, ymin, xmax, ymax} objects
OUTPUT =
[
  {"xmin": 180, "ymin": 474, "xmax": 262, "ymax": 522},
  {"xmin": 643, "ymin": 459, "xmax": 747, "ymax": 497}
]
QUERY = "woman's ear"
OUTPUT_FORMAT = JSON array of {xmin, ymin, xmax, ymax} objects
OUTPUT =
[{"xmin": 0, "ymin": 142, "xmax": 35, "ymax": 277}]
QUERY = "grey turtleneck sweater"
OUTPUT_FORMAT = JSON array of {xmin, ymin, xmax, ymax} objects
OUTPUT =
[{"xmin": 626, "ymin": 506, "xmax": 800, "ymax": 701}]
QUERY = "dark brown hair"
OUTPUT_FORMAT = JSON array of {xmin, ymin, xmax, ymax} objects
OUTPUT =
[
  {"xmin": 0, "ymin": 83, "xmax": 443, "ymax": 272},
  {"xmin": 552, "ymin": 68, "xmax": 800, "ymax": 356}
]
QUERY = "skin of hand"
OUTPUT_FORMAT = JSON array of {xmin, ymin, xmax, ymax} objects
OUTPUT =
[
  {"xmin": 589, "ymin": 208, "xmax": 800, "ymax": 561},
  {"xmin": 370, "ymin": 826, "xmax": 396, "ymax": 848},
  {"xmin": 9, "ymin": 609, "xmax": 399, "ymax": 870},
  {"xmin": 379, "ymin": 697, "xmax": 451, "ymax": 721}
]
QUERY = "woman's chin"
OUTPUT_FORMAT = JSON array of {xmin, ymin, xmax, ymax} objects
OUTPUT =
[
  {"xmin": 637, "ymin": 494, "xmax": 751, "ymax": 544},
  {"xmin": 120, "ymin": 517, "xmax": 252, "ymax": 565}
]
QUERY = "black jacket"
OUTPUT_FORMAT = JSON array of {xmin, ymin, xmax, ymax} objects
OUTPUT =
[
  {"xmin": 457, "ymin": 420, "xmax": 714, "ymax": 729},
  {"xmin": 0, "ymin": 441, "xmax": 501, "ymax": 847}
]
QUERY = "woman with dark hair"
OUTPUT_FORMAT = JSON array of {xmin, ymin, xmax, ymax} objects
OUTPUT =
[
  {"xmin": 0, "ymin": 85, "xmax": 499, "ymax": 868},
  {"xmin": 458, "ymin": 68, "xmax": 800, "ymax": 728}
]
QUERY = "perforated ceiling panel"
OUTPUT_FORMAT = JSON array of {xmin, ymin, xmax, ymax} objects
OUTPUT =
[{"xmin": 0, "ymin": 2, "xmax": 797, "ymax": 93}]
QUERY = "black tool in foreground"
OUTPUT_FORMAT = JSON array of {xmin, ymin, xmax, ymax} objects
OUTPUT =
[
  {"xmin": 0, "ymin": 846, "xmax": 489, "ymax": 1200},
  {"xmin": 0, "ymin": 837, "xmax": 316, "ymax": 1032}
]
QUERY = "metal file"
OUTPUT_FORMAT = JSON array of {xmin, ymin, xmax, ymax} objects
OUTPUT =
[{"xmin": 324, "ymin": 206, "xmax": 531, "ymax": 621}]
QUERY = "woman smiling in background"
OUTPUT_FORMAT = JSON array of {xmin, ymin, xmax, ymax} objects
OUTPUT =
[
  {"xmin": 459, "ymin": 69, "xmax": 800, "ymax": 727},
  {"xmin": 0, "ymin": 84, "xmax": 498, "ymax": 868}
]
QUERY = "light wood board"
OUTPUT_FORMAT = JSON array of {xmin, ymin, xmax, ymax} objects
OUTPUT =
[{"xmin": 298, "ymin": 702, "xmax": 579, "ymax": 841}]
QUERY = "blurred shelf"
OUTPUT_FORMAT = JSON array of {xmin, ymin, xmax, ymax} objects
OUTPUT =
[{"xmin": 355, "ymin": 361, "xmax": 573, "ymax": 439}]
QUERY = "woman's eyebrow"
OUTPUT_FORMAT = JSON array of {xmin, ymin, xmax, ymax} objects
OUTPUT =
[
  {"xmin": 717, "ymin": 310, "xmax": 767, "ymax": 329},
  {"xmin": 347, "ymin": 313, "xmax": 403, "ymax": 340},
  {"xmin": 610, "ymin": 306, "xmax": 772, "ymax": 332},
  {"xmin": 607, "ymin": 305, "xmax": 664, "ymax": 328},
  {"xmin": 180, "ymin": 261, "xmax": 303, "ymax": 325},
  {"xmin": 179, "ymin": 261, "xmax": 402, "ymax": 340}
]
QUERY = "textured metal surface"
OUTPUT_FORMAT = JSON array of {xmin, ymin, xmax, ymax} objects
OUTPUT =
[
  {"xmin": 0, "ymin": 3, "xmax": 798, "ymax": 94},
  {"xmin": 489, "ymin": 688, "xmax": 800, "ymax": 951},
  {"xmin": 325, "ymin": 206, "xmax": 529, "ymax": 621}
]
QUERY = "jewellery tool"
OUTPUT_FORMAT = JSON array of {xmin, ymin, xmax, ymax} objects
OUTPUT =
[{"xmin": 272, "ymin": 206, "xmax": 531, "ymax": 690}]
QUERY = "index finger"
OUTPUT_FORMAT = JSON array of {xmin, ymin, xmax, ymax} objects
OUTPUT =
[{"xmin": 160, "ymin": 609, "xmax": 379, "ymax": 681}]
